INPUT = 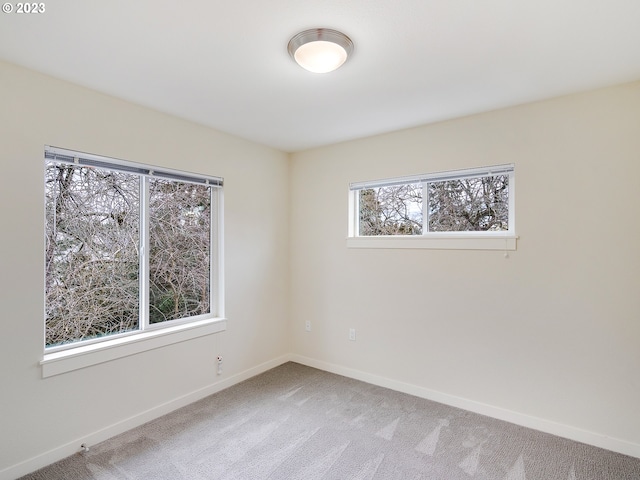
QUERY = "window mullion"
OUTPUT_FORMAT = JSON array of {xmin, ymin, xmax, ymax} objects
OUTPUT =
[{"xmin": 139, "ymin": 176, "xmax": 150, "ymax": 331}]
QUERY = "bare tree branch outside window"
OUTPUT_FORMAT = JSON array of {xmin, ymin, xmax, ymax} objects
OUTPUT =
[
  {"xmin": 45, "ymin": 162, "xmax": 214, "ymax": 348},
  {"xmin": 359, "ymin": 184, "xmax": 423, "ymax": 235},
  {"xmin": 428, "ymin": 175, "xmax": 509, "ymax": 232},
  {"xmin": 149, "ymin": 180, "xmax": 211, "ymax": 324},
  {"xmin": 45, "ymin": 164, "xmax": 140, "ymax": 346},
  {"xmin": 357, "ymin": 174, "xmax": 509, "ymax": 235}
]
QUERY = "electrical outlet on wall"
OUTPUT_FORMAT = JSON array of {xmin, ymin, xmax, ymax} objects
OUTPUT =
[
  {"xmin": 216, "ymin": 355, "xmax": 223, "ymax": 375},
  {"xmin": 349, "ymin": 328, "xmax": 356, "ymax": 341},
  {"xmin": 305, "ymin": 320, "xmax": 311, "ymax": 332}
]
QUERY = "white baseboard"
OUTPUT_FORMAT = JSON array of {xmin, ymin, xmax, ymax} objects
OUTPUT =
[
  {"xmin": 1, "ymin": 354, "xmax": 291, "ymax": 480},
  {"xmin": 289, "ymin": 354, "xmax": 640, "ymax": 460},
  {"xmin": 5, "ymin": 352, "xmax": 639, "ymax": 479}
]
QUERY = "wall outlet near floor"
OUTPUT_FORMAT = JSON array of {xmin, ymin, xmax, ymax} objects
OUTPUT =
[
  {"xmin": 216, "ymin": 355, "xmax": 223, "ymax": 375},
  {"xmin": 305, "ymin": 320, "xmax": 311, "ymax": 332},
  {"xmin": 349, "ymin": 328, "xmax": 356, "ymax": 341}
]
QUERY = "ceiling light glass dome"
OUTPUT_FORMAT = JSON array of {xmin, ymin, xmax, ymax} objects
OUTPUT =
[{"xmin": 288, "ymin": 28, "xmax": 354, "ymax": 73}]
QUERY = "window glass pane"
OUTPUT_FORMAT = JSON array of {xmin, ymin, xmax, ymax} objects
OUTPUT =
[
  {"xmin": 149, "ymin": 180, "xmax": 211, "ymax": 324},
  {"xmin": 359, "ymin": 184, "xmax": 423, "ymax": 235},
  {"xmin": 428, "ymin": 175, "xmax": 509, "ymax": 232},
  {"xmin": 45, "ymin": 162, "xmax": 140, "ymax": 347}
]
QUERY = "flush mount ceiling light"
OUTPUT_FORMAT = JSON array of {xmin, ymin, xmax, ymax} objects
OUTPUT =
[{"xmin": 288, "ymin": 28, "xmax": 354, "ymax": 73}]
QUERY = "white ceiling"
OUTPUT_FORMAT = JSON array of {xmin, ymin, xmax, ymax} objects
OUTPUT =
[{"xmin": 1, "ymin": 1, "xmax": 639, "ymax": 152}]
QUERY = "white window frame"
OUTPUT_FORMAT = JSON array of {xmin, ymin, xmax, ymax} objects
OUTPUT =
[
  {"xmin": 41, "ymin": 146, "xmax": 226, "ymax": 377},
  {"xmin": 347, "ymin": 164, "xmax": 517, "ymax": 250}
]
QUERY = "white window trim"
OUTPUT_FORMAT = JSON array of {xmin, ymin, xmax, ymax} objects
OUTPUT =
[
  {"xmin": 346, "ymin": 234, "xmax": 517, "ymax": 250},
  {"xmin": 43, "ymin": 146, "xmax": 226, "ymax": 376},
  {"xmin": 348, "ymin": 164, "xmax": 516, "ymax": 250},
  {"xmin": 41, "ymin": 317, "xmax": 227, "ymax": 378}
]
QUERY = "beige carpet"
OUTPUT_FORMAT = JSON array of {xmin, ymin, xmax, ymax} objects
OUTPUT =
[{"xmin": 20, "ymin": 362, "xmax": 640, "ymax": 479}]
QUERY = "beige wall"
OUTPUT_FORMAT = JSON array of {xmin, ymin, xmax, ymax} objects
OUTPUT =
[
  {"xmin": 0, "ymin": 61, "xmax": 291, "ymax": 475},
  {"xmin": 2, "ymin": 58, "xmax": 639, "ymax": 476},
  {"xmin": 290, "ymin": 82, "xmax": 640, "ymax": 451}
]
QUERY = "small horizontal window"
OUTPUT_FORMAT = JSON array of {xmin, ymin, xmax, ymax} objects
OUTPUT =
[{"xmin": 348, "ymin": 165, "xmax": 516, "ymax": 250}]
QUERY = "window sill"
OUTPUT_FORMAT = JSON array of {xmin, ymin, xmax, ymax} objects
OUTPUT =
[
  {"xmin": 347, "ymin": 234, "xmax": 517, "ymax": 250},
  {"xmin": 41, "ymin": 317, "xmax": 227, "ymax": 378}
]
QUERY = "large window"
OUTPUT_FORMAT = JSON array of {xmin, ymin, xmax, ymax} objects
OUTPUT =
[
  {"xmin": 349, "ymin": 165, "xmax": 515, "ymax": 250},
  {"xmin": 44, "ymin": 146, "xmax": 223, "ymax": 352}
]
